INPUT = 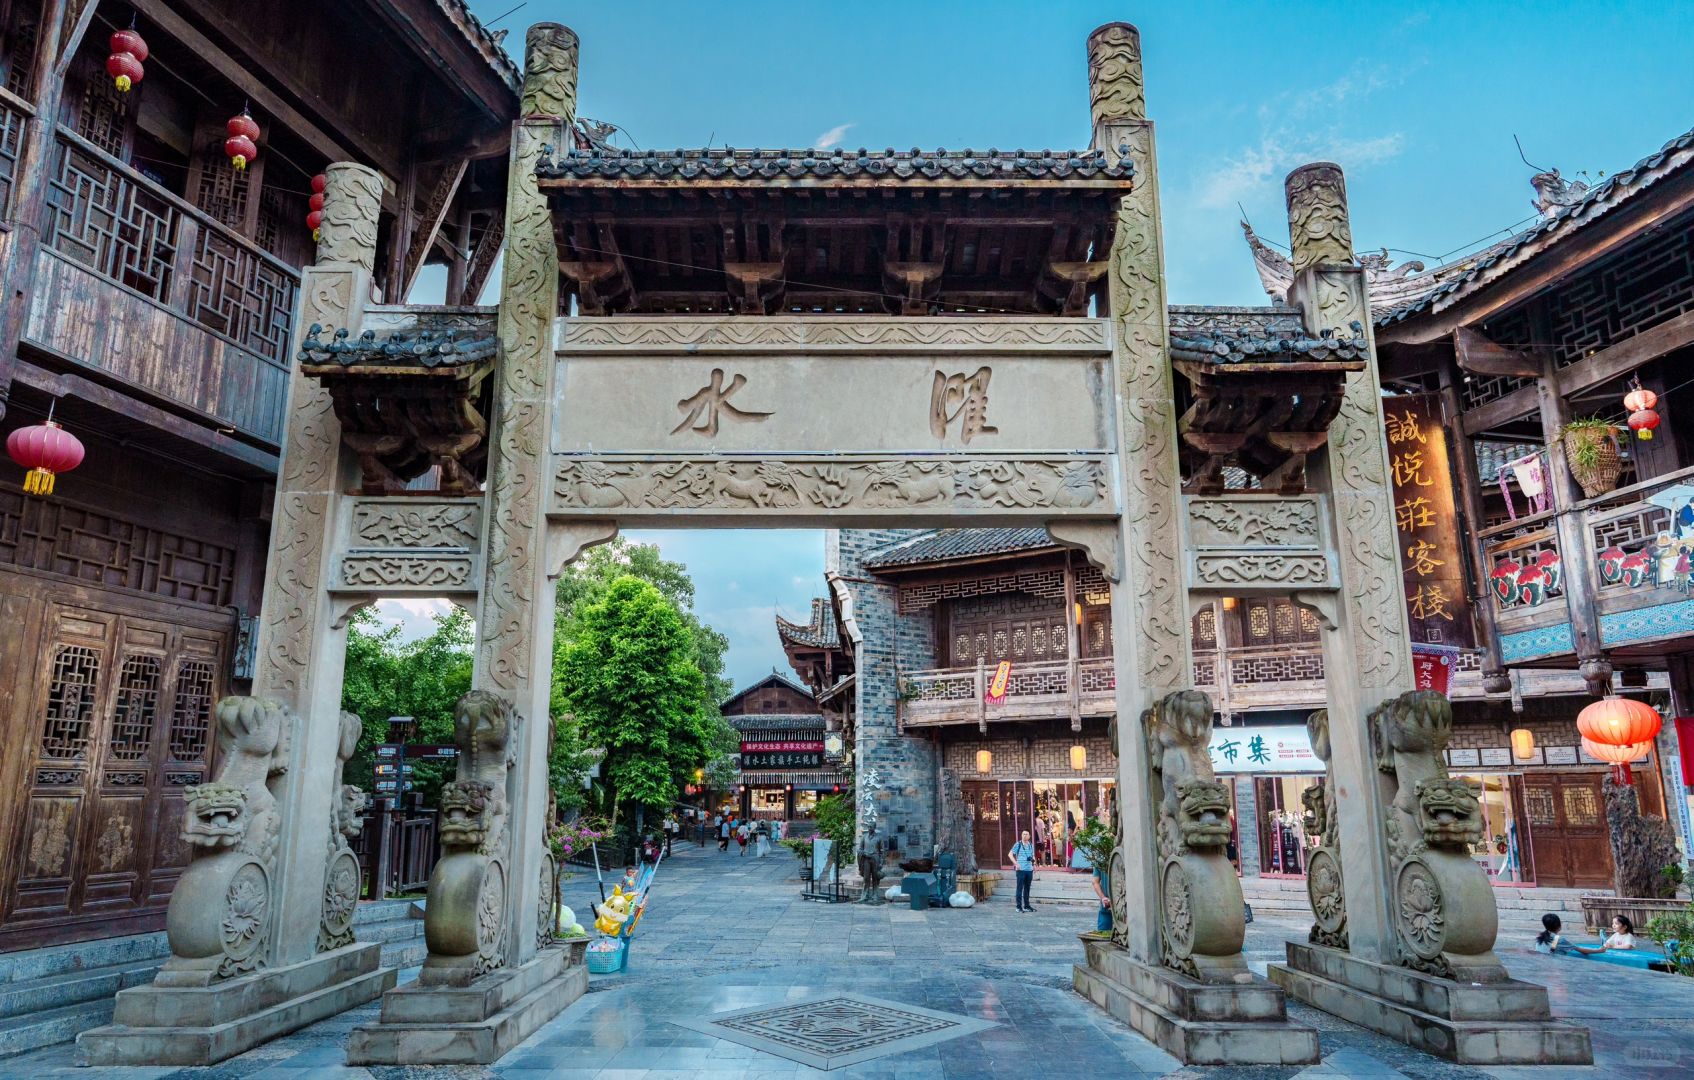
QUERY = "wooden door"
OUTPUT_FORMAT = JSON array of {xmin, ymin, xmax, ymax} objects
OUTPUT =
[
  {"xmin": 998, "ymin": 780, "xmax": 1032, "ymax": 866},
  {"xmin": 962, "ymin": 780, "xmax": 1002, "ymax": 871},
  {"xmin": 2, "ymin": 587, "xmax": 225, "ymax": 948},
  {"xmin": 1521, "ymin": 773, "xmax": 1613, "ymax": 889}
]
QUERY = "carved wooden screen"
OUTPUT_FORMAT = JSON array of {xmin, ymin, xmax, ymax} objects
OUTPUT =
[
  {"xmin": 2, "ymin": 591, "xmax": 227, "ymax": 948},
  {"xmin": 1232, "ymin": 597, "xmax": 1320, "ymax": 648},
  {"xmin": 0, "ymin": 0, "xmax": 41, "ymax": 98},
  {"xmin": 66, "ymin": 49, "xmax": 133, "ymax": 159},
  {"xmin": 185, "ymin": 114, "xmax": 263, "ymax": 238},
  {"xmin": 947, "ymin": 592, "xmax": 1067, "ymax": 667}
]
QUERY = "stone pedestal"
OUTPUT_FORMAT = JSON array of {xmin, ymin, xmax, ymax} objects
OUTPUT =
[
  {"xmin": 1073, "ymin": 937, "xmax": 1318, "ymax": 1065},
  {"xmin": 1269, "ymin": 942, "xmax": 1592, "ymax": 1065},
  {"xmin": 347, "ymin": 940, "xmax": 587, "ymax": 1065},
  {"xmin": 77, "ymin": 942, "xmax": 392, "ymax": 1066}
]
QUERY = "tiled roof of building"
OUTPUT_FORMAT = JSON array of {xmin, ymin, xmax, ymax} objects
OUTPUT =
[
  {"xmin": 726, "ymin": 713, "xmax": 825, "ymax": 733},
  {"xmin": 437, "ymin": 0, "xmax": 522, "ymax": 93},
  {"xmin": 776, "ymin": 598, "xmax": 840, "ymax": 650},
  {"xmin": 1169, "ymin": 324, "xmax": 1370, "ymax": 365},
  {"xmin": 1377, "ymin": 126, "xmax": 1694, "ymax": 325},
  {"xmin": 536, "ymin": 146, "xmax": 1135, "ymax": 184},
  {"xmin": 864, "ymin": 527, "xmax": 1058, "ymax": 569},
  {"xmin": 298, "ymin": 324, "xmax": 497, "ymax": 367}
]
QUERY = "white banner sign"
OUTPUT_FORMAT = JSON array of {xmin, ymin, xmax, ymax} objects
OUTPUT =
[{"xmin": 1209, "ymin": 724, "xmax": 1322, "ymax": 774}]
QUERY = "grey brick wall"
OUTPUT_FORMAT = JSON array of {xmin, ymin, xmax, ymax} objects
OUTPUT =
[{"xmin": 831, "ymin": 529, "xmax": 938, "ymax": 857}]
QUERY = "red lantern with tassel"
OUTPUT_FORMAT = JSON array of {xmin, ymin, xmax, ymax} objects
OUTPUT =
[
  {"xmin": 1624, "ymin": 380, "xmax": 1661, "ymax": 441},
  {"xmin": 7, "ymin": 416, "xmax": 85, "ymax": 496},
  {"xmin": 106, "ymin": 26, "xmax": 148, "ymax": 93},
  {"xmin": 1577, "ymin": 695, "xmax": 1662, "ymax": 782},
  {"xmin": 307, "ymin": 173, "xmax": 326, "ymax": 240},
  {"xmin": 225, "ymin": 111, "xmax": 259, "ymax": 171}
]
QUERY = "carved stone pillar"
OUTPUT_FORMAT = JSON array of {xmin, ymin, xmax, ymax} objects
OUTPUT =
[
  {"xmin": 1282, "ymin": 162, "xmax": 1408, "ymax": 964},
  {"xmin": 1071, "ymin": 24, "xmax": 1316, "ymax": 1066},
  {"xmin": 473, "ymin": 20, "xmax": 577, "ymax": 974},
  {"xmin": 79, "ymin": 164, "xmax": 395, "ymax": 1066},
  {"xmin": 348, "ymin": 25, "xmax": 596, "ymax": 1066},
  {"xmin": 1269, "ymin": 167, "xmax": 1590, "ymax": 1066}
]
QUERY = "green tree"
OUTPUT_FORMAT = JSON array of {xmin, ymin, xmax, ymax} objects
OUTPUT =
[
  {"xmin": 557, "ymin": 576, "xmax": 718, "ymax": 826},
  {"xmin": 553, "ymin": 538, "xmax": 732, "ymax": 703},
  {"xmin": 339, "ymin": 605, "xmax": 475, "ymax": 799}
]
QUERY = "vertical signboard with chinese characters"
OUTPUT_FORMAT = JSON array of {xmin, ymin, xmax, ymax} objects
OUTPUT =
[{"xmin": 1385, "ymin": 394, "xmax": 1474, "ymax": 648}]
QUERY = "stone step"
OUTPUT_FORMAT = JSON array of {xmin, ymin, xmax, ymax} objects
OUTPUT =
[
  {"xmin": 0, "ymin": 957, "xmax": 161, "ymax": 1021},
  {"xmin": 379, "ymin": 939, "xmax": 429, "ymax": 970},
  {"xmin": 355, "ymin": 899, "xmax": 424, "ymax": 925},
  {"xmin": 0, "ymin": 997, "xmax": 122, "ymax": 1059},
  {"xmin": 0, "ymin": 931, "xmax": 170, "ymax": 986},
  {"xmin": 354, "ymin": 917, "xmax": 428, "ymax": 946}
]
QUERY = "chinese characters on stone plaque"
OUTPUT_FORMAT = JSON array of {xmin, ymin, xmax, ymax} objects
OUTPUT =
[{"xmin": 1385, "ymin": 394, "xmax": 1474, "ymax": 648}]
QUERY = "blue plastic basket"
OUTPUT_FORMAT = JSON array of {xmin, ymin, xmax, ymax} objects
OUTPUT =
[{"xmin": 585, "ymin": 938, "xmax": 628, "ymax": 973}]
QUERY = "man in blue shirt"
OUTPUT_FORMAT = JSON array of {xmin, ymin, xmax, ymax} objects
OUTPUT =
[{"xmin": 1009, "ymin": 830, "xmax": 1035, "ymax": 913}]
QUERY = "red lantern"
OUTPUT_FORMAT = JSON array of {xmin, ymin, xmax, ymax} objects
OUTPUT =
[
  {"xmin": 225, "ymin": 112, "xmax": 260, "ymax": 171},
  {"xmin": 1577, "ymin": 696, "xmax": 1662, "ymax": 749},
  {"xmin": 307, "ymin": 174, "xmax": 327, "ymax": 241},
  {"xmin": 7, "ymin": 419, "xmax": 85, "ymax": 496},
  {"xmin": 1623, "ymin": 386, "xmax": 1658, "ymax": 413},
  {"xmin": 1628, "ymin": 408, "xmax": 1660, "ymax": 440},
  {"xmin": 106, "ymin": 28, "xmax": 148, "ymax": 93}
]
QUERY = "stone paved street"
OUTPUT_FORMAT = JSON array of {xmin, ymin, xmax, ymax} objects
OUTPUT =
[{"xmin": 9, "ymin": 840, "xmax": 1694, "ymax": 1078}]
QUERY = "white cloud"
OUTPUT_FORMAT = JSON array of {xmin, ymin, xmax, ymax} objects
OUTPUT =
[
  {"xmin": 1196, "ymin": 132, "xmax": 1405, "ymax": 209},
  {"xmin": 814, "ymin": 122, "xmax": 854, "ymax": 149},
  {"xmin": 370, "ymin": 597, "xmax": 462, "ymax": 643}
]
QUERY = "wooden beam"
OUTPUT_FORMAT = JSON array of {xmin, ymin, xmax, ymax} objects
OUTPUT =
[
  {"xmin": 403, "ymin": 160, "xmax": 466, "ymax": 300},
  {"xmin": 1554, "ymin": 308, "xmax": 1694, "ymax": 398},
  {"xmin": 1453, "ymin": 326, "xmax": 1540, "ymax": 378},
  {"xmin": 1461, "ymin": 382, "xmax": 1540, "ymax": 436},
  {"xmin": 55, "ymin": 0, "xmax": 101, "ymax": 77},
  {"xmin": 128, "ymin": 0, "xmax": 363, "ymax": 170},
  {"xmin": 460, "ymin": 209, "xmax": 502, "ymax": 305}
]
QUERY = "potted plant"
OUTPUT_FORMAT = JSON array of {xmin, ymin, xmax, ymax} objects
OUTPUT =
[
  {"xmin": 1560, "ymin": 418, "xmax": 1622, "ymax": 498},
  {"xmin": 780, "ymin": 837, "xmax": 814, "ymax": 880}
]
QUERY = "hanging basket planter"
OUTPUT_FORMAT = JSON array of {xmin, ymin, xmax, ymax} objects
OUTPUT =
[{"xmin": 1560, "ymin": 419, "xmax": 1621, "ymax": 499}]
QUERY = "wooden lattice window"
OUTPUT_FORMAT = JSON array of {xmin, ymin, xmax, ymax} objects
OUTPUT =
[
  {"xmin": 76, "ymin": 68, "xmax": 131, "ymax": 158},
  {"xmin": 41, "ymin": 644, "xmax": 100, "ymax": 759},
  {"xmin": 193, "ymin": 147, "xmax": 249, "ymax": 231},
  {"xmin": 1562, "ymin": 785, "xmax": 1601, "ymax": 827},
  {"xmin": 1524, "ymin": 785, "xmax": 1555, "ymax": 827},
  {"xmin": 3, "ymin": 1, "xmax": 39, "ymax": 99},
  {"xmin": 165, "ymin": 657, "xmax": 214, "ymax": 759},
  {"xmin": 45, "ymin": 140, "xmax": 178, "ymax": 300},
  {"xmin": 108, "ymin": 654, "xmax": 160, "ymax": 760},
  {"xmin": 1194, "ymin": 607, "xmax": 1216, "ymax": 646}
]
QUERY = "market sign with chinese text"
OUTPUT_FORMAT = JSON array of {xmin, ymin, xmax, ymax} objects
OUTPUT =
[
  {"xmin": 1209, "ymin": 725, "xmax": 1321, "ymax": 774},
  {"xmin": 985, "ymin": 660, "xmax": 1012, "ymax": 704},
  {"xmin": 1385, "ymin": 394, "xmax": 1474, "ymax": 648},
  {"xmin": 740, "ymin": 750, "xmax": 824, "ymax": 769},
  {"xmin": 1411, "ymin": 645, "xmax": 1455, "ymax": 693},
  {"xmin": 740, "ymin": 740, "xmax": 824, "ymax": 753}
]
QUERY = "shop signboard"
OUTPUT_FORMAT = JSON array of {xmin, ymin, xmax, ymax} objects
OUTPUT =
[
  {"xmin": 985, "ymin": 660, "xmax": 1011, "ymax": 704},
  {"xmin": 740, "ymin": 750, "xmax": 824, "ymax": 768},
  {"xmin": 1208, "ymin": 724, "xmax": 1321, "ymax": 774},
  {"xmin": 1386, "ymin": 394, "xmax": 1474, "ymax": 649},
  {"xmin": 1411, "ymin": 646, "xmax": 1455, "ymax": 693},
  {"xmin": 1544, "ymin": 745, "xmax": 1578, "ymax": 764}
]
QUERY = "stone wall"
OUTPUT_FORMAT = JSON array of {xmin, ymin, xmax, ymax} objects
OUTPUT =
[{"xmin": 831, "ymin": 529, "xmax": 938, "ymax": 856}]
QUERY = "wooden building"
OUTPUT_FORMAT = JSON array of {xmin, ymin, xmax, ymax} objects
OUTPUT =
[
  {"xmin": 0, "ymin": 0, "xmax": 517, "ymax": 953},
  {"xmin": 721, "ymin": 673, "xmax": 845, "ymax": 822}
]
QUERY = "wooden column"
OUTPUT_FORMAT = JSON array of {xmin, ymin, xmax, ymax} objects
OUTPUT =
[
  {"xmin": 1286, "ymin": 162, "xmax": 1413, "ymax": 964},
  {"xmin": 1529, "ymin": 307, "xmax": 1610, "ymax": 692},
  {"xmin": 1436, "ymin": 357, "xmax": 1510, "ymax": 694},
  {"xmin": 0, "ymin": 0, "xmax": 67, "ymax": 419},
  {"xmin": 1063, "ymin": 553, "xmax": 1082, "ymax": 730}
]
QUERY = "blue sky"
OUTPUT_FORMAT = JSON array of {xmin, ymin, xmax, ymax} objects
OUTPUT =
[{"xmin": 382, "ymin": 1, "xmax": 1694, "ymax": 692}]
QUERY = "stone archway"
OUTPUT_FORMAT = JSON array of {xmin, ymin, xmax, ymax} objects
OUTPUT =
[{"xmin": 82, "ymin": 17, "xmax": 1586, "ymax": 1074}]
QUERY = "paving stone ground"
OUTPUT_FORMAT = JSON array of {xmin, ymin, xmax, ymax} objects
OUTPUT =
[{"xmin": 9, "ymin": 839, "xmax": 1694, "ymax": 1078}]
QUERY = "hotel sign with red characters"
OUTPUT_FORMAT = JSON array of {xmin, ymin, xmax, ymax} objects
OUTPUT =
[{"xmin": 1385, "ymin": 394, "xmax": 1474, "ymax": 648}]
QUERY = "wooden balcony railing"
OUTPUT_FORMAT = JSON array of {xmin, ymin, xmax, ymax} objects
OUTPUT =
[
  {"xmin": 1582, "ymin": 463, "xmax": 1694, "ymax": 634},
  {"xmin": 899, "ymin": 642, "xmax": 1330, "ymax": 728},
  {"xmin": 21, "ymin": 124, "xmax": 300, "ymax": 445}
]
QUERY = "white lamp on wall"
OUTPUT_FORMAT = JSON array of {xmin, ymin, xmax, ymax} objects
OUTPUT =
[
  {"xmin": 975, "ymin": 749, "xmax": 992, "ymax": 775},
  {"xmin": 1070, "ymin": 744, "xmax": 1087, "ymax": 771}
]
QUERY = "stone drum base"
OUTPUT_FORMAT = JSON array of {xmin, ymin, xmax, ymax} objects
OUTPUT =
[
  {"xmin": 1268, "ymin": 941, "xmax": 1593, "ymax": 1065},
  {"xmin": 348, "ymin": 940, "xmax": 587, "ymax": 1065},
  {"xmin": 77, "ymin": 942, "xmax": 394, "ymax": 1066},
  {"xmin": 1073, "ymin": 937, "xmax": 1319, "ymax": 1065}
]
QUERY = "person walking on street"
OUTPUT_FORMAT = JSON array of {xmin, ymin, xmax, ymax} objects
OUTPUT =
[
  {"xmin": 755, "ymin": 820, "xmax": 772, "ymax": 858},
  {"xmin": 736, "ymin": 819, "xmax": 750, "ymax": 856},
  {"xmin": 663, "ymin": 812, "xmax": 678, "ymax": 857},
  {"xmin": 1010, "ymin": 830, "xmax": 1035, "ymax": 913},
  {"xmin": 718, "ymin": 814, "xmax": 731, "ymax": 851}
]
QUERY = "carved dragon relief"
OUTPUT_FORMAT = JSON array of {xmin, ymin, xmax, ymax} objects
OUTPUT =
[{"xmin": 551, "ymin": 457, "xmax": 1110, "ymax": 514}]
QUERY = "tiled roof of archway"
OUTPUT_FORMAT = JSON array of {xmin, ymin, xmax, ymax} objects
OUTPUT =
[{"xmin": 536, "ymin": 146, "xmax": 1134, "ymax": 184}]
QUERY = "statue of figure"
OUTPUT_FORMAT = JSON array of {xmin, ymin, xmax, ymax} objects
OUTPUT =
[
  {"xmin": 1373, "ymin": 690, "xmax": 1503, "ymax": 980},
  {"xmin": 159, "ymin": 697, "xmax": 292, "ymax": 984},
  {"xmin": 423, "ymin": 691, "xmax": 517, "ymax": 983},
  {"xmin": 1144, "ymin": 689, "xmax": 1245, "ymax": 980},
  {"xmin": 1301, "ymin": 709, "xmax": 1348, "ymax": 950},
  {"xmin": 320, "ymin": 711, "xmax": 366, "ymax": 952}
]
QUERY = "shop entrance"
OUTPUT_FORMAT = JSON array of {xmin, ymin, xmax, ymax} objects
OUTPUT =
[
  {"xmin": 1523, "ymin": 772, "xmax": 1613, "ymax": 889},
  {"xmin": 963, "ymin": 778, "xmax": 1115, "ymax": 869}
]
